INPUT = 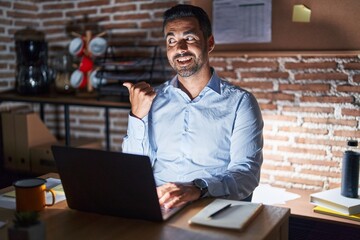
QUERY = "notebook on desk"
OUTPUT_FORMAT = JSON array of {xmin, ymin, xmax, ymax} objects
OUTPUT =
[{"xmin": 51, "ymin": 146, "xmax": 186, "ymax": 221}]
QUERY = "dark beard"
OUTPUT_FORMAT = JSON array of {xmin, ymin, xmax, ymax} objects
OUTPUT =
[{"xmin": 171, "ymin": 49, "xmax": 206, "ymax": 77}]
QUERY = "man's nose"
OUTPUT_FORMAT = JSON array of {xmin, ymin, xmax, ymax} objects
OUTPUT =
[{"xmin": 177, "ymin": 39, "xmax": 188, "ymax": 51}]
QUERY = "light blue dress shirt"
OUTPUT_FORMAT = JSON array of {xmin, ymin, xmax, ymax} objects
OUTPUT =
[{"xmin": 122, "ymin": 70, "xmax": 263, "ymax": 200}]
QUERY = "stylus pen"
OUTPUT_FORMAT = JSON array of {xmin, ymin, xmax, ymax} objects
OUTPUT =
[{"xmin": 207, "ymin": 203, "xmax": 232, "ymax": 219}]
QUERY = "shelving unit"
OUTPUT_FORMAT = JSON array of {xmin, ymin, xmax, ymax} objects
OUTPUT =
[{"xmin": 94, "ymin": 45, "xmax": 174, "ymax": 98}]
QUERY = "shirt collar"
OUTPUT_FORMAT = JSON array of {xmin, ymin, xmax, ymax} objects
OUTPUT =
[{"xmin": 164, "ymin": 68, "xmax": 221, "ymax": 95}]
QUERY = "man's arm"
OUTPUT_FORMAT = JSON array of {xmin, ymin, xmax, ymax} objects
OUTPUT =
[
  {"xmin": 122, "ymin": 82, "xmax": 156, "ymax": 156},
  {"xmin": 204, "ymin": 92, "xmax": 264, "ymax": 200}
]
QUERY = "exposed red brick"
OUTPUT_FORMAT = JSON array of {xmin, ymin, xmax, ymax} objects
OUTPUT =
[
  {"xmin": 0, "ymin": 18, "xmax": 12, "ymax": 25},
  {"xmin": 218, "ymin": 71, "xmax": 236, "ymax": 79},
  {"xmin": 141, "ymin": 1, "xmax": 178, "ymax": 10},
  {"xmin": 209, "ymin": 60, "xmax": 227, "ymax": 68},
  {"xmin": 141, "ymin": 20, "xmax": 163, "ymax": 29},
  {"xmin": 101, "ymin": 4, "xmax": 136, "ymax": 13},
  {"xmin": 344, "ymin": 62, "xmax": 360, "ymax": 70},
  {"xmin": 274, "ymin": 176, "xmax": 324, "ymax": 187},
  {"xmin": 279, "ymin": 83, "xmax": 330, "ymax": 92},
  {"xmin": 0, "ymin": 54, "xmax": 15, "ymax": 60},
  {"xmin": 259, "ymin": 103, "xmax": 277, "ymax": 110},
  {"xmin": 240, "ymin": 71, "xmax": 289, "ymax": 79},
  {"xmin": 288, "ymin": 157, "xmax": 339, "ymax": 168},
  {"xmin": 114, "ymin": 13, "xmax": 151, "ymax": 21},
  {"xmin": 263, "ymin": 115, "xmax": 297, "ymax": 122},
  {"xmin": 79, "ymin": 119, "xmax": 105, "ymax": 125},
  {"xmin": 43, "ymin": 19, "xmax": 71, "ymax": 27},
  {"xmin": 295, "ymin": 73, "xmax": 348, "ymax": 81},
  {"xmin": 78, "ymin": 0, "xmax": 110, "ymax": 8},
  {"xmin": 263, "ymin": 153, "xmax": 284, "ymax": 161},
  {"xmin": 232, "ymin": 61, "xmax": 278, "ymax": 69},
  {"xmin": 14, "ymin": 20, "xmax": 40, "ymax": 28},
  {"xmin": 328, "ymin": 182, "xmax": 341, "ymax": 189},
  {"xmin": 0, "ymin": 1, "xmax": 11, "ymax": 7},
  {"xmin": 262, "ymin": 163, "xmax": 294, "ymax": 172},
  {"xmin": 254, "ymin": 92, "xmax": 295, "ymax": 102},
  {"xmin": 279, "ymin": 126, "xmax": 329, "ymax": 135},
  {"xmin": 0, "ymin": 72, "xmax": 15, "ymax": 78},
  {"xmin": 38, "ymin": 12, "xmax": 63, "ymax": 19},
  {"xmin": 278, "ymin": 146, "xmax": 326, "ymax": 156},
  {"xmin": 66, "ymin": 9, "xmax": 97, "ymax": 17},
  {"xmin": 300, "ymin": 96, "xmax": 354, "ymax": 104},
  {"xmin": 303, "ymin": 117, "xmax": 358, "ymax": 127},
  {"xmin": 70, "ymin": 126, "xmax": 101, "ymax": 134},
  {"xmin": 103, "ymin": 22, "xmax": 138, "ymax": 29},
  {"xmin": 264, "ymin": 134, "xmax": 289, "ymax": 141},
  {"xmin": 14, "ymin": 3, "xmax": 38, "ymax": 11},
  {"xmin": 300, "ymin": 169, "xmax": 340, "ymax": 178},
  {"xmin": 282, "ymin": 106, "xmax": 333, "ymax": 114},
  {"xmin": 331, "ymin": 150, "xmax": 344, "ymax": 158},
  {"xmin": 284, "ymin": 62, "xmax": 337, "ymax": 70},
  {"xmin": 43, "ymin": 3, "xmax": 75, "ymax": 10},
  {"xmin": 116, "ymin": 0, "xmax": 151, "ymax": 2},
  {"xmin": 295, "ymin": 137, "xmax": 345, "ymax": 147},
  {"xmin": 354, "ymin": 74, "xmax": 360, "ymax": 83},
  {"xmin": 333, "ymin": 130, "xmax": 360, "ymax": 138},
  {"xmin": 341, "ymin": 108, "xmax": 360, "ymax": 117},
  {"xmin": 7, "ymin": 11, "xmax": 37, "ymax": 19},
  {"xmin": 232, "ymin": 81, "xmax": 273, "ymax": 90},
  {"xmin": 336, "ymin": 85, "xmax": 360, "ymax": 93}
]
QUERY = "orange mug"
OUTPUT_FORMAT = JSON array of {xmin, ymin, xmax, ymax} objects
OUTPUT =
[{"xmin": 14, "ymin": 178, "xmax": 56, "ymax": 212}]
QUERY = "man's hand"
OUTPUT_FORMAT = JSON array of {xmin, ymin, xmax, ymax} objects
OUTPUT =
[
  {"xmin": 157, "ymin": 182, "xmax": 201, "ymax": 209},
  {"xmin": 123, "ymin": 81, "xmax": 156, "ymax": 119}
]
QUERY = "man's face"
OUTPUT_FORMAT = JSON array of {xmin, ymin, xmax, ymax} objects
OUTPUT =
[{"xmin": 164, "ymin": 17, "xmax": 211, "ymax": 78}]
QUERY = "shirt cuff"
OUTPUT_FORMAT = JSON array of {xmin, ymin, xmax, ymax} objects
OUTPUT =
[
  {"xmin": 203, "ymin": 178, "xmax": 230, "ymax": 198},
  {"xmin": 127, "ymin": 114, "xmax": 148, "ymax": 140}
]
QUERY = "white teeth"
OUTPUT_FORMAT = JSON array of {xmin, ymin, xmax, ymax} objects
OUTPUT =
[{"xmin": 177, "ymin": 56, "xmax": 191, "ymax": 62}]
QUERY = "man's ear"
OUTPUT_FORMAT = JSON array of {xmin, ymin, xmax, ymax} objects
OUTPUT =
[{"xmin": 208, "ymin": 35, "xmax": 215, "ymax": 53}]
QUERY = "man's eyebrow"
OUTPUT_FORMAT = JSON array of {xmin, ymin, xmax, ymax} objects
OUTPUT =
[
  {"xmin": 165, "ymin": 28, "xmax": 198, "ymax": 39},
  {"xmin": 165, "ymin": 32, "xmax": 175, "ymax": 39}
]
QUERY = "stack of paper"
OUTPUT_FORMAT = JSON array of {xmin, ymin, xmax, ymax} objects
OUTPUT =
[{"xmin": 310, "ymin": 188, "xmax": 360, "ymax": 222}]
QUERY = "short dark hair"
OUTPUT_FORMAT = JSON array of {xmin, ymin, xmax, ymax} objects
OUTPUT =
[{"xmin": 163, "ymin": 4, "xmax": 212, "ymax": 39}]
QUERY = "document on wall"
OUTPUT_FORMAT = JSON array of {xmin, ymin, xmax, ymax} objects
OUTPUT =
[{"xmin": 213, "ymin": 0, "xmax": 272, "ymax": 44}]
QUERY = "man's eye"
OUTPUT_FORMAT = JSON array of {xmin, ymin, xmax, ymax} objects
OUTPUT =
[
  {"xmin": 168, "ymin": 38, "xmax": 176, "ymax": 45},
  {"xmin": 186, "ymin": 36, "xmax": 195, "ymax": 41}
]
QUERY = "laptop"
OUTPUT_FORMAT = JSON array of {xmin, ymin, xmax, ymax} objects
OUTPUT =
[{"xmin": 51, "ymin": 145, "xmax": 186, "ymax": 221}]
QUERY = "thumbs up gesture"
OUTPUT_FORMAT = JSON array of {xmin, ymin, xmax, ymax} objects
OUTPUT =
[{"xmin": 123, "ymin": 81, "xmax": 157, "ymax": 119}]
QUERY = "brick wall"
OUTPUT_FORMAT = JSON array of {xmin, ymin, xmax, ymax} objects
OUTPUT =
[{"xmin": 0, "ymin": 0, "xmax": 359, "ymax": 191}]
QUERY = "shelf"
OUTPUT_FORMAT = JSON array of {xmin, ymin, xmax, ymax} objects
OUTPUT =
[{"xmin": 0, "ymin": 90, "xmax": 131, "ymax": 151}]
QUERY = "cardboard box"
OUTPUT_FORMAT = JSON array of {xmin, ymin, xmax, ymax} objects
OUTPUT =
[
  {"xmin": 1, "ymin": 111, "xmax": 57, "ymax": 172},
  {"xmin": 1, "ymin": 112, "xmax": 17, "ymax": 171},
  {"xmin": 14, "ymin": 112, "xmax": 57, "ymax": 172},
  {"xmin": 30, "ymin": 138, "xmax": 102, "ymax": 174}
]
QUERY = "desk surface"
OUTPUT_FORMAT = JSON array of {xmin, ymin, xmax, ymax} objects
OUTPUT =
[
  {"xmin": 277, "ymin": 188, "xmax": 360, "ymax": 227},
  {"xmin": 0, "ymin": 173, "xmax": 289, "ymax": 240}
]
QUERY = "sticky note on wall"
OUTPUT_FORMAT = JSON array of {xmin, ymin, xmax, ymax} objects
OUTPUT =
[{"xmin": 292, "ymin": 4, "xmax": 311, "ymax": 23}]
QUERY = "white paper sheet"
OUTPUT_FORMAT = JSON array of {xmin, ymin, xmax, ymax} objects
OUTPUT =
[
  {"xmin": 213, "ymin": 0, "xmax": 272, "ymax": 44},
  {"xmin": 252, "ymin": 184, "xmax": 300, "ymax": 205}
]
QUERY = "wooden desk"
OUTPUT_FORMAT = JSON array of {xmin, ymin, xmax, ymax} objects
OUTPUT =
[
  {"xmin": 277, "ymin": 188, "xmax": 360, "ymax": 227},
  {"xmin": 0, "ymin": 174, "xmax": 290, "ymax": 240},
  {"xmin": 276, "ymin": 188, "xmax": 360, "ymax": 240}
]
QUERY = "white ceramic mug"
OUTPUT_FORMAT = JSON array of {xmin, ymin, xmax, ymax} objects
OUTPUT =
[
  {"xmin": 70, "ymin": 70, "xmax": 87, "ymax": 89},
  {"xmin": 88, "ymin": 37, "xmax": 107, "ymax": 56},
  {"xmin": 69, "ymin": 37, "xmax": 85, "ymax": 56}
]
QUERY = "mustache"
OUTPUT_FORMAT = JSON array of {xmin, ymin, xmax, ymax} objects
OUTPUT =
[{"xmin": 173, "ymin": 52, "xmax": 194, "ymax": 60}]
